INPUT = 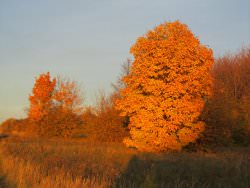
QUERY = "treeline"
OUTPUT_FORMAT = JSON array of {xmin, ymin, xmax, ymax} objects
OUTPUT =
[
  {"xmin": 202, "ymin": 47, "xmax": 250, "ymax": 147},
  {"xmin": 1, "ymin": 46, "xmax": 249, "ymax": 148},
  {"xmin": 0, "ymin": 77, "xmax": 129, "ymax": 142}
]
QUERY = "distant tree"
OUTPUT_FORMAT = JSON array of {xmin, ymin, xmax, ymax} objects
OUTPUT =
[
  {"xmin": 112, "ymin": 58, "xmax": 132, "ymax": 93},
  {"xmin": 28, "ymin": 72, "xmax": 56, "ymax": 121},
  {"xmin": 54, "ymin": 77, "xmax": 84, "ymax": 114},
  {"xmin": 111, "ymin": 59, "xmax": 132, "ymax": 128},
  {"xmin": 116, "ymin": 21, "xmax": 214, "ymax": 152}
]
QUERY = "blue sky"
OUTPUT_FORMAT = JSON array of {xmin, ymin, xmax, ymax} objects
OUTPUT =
[{"xmin": 0, "ymin": 0, "xmax": 250, "ymax": 122}]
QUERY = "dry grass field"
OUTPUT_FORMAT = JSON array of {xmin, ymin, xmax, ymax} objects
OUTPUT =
[{"xmin": 0, "ymin": 137, "xmax": 250, "ymax": 188}]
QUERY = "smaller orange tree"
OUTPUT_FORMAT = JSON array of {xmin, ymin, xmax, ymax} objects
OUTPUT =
[
  {"xmin": 116, "ymin": 21, "xmax": 214, "ymax": 152},
  {"xmin": 28, "ymin": 72, "xmax": 84, "ymax": 137},
  {"xmin": 29, "ymin": 72, "xmax": 56, "ymax": 121}
]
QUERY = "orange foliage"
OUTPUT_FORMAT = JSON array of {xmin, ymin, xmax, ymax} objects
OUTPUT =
[
  {"xmin": 29, "ymin": 72, "xmax": 56, "ymax": 121},
  {"xmin": 28, "ymin": 73, "xmax": 84, "ymax": 137},
  {"xmin": 116, "ymin": 21, "xmax": 214, "ymax": 152}
]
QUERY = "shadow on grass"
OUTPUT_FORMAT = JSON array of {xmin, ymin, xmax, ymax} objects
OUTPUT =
[
  {"xmin": 112, "ymin": 153, "xmax": 250, "ymax": 188},
  {"xmin": 0, "ymin": 175, "xmax": 9, "ymax": 188}
]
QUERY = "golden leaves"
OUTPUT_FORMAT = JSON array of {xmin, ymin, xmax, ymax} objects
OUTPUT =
[{"xmin": 116, "ymin": 21, "xmax": 214, "ymax": 152}]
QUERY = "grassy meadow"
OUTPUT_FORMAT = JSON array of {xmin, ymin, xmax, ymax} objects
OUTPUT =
[{"xmin": 0, "ymin": 137, "xmax": 249, "ymax": 188}]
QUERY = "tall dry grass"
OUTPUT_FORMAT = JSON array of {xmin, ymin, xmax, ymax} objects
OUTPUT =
[
  {"xmin": 0, "ymin": 137, "xmax": 250, "ymax": 188},
  {"xmin": 0, "ymin": 137, "xmax": 136, "ymax": 188}
]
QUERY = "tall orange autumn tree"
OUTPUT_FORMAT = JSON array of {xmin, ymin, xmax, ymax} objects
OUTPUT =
[
  {"xmin": 116, "ymin": 21, "xmax": 214, "ymax": 152},
  {"xmin": 29, "ymin": 72, "xmax": 56, "ymax": 121}
]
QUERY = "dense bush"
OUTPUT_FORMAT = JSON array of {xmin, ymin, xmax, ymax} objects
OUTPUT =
[
  {"xmin": 0, "ymin": 118, "xmax": 35, "ymax": 137},
  {"xmin": 81, "ymin": 92, "xmax": 129, "ymax": 142}
]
